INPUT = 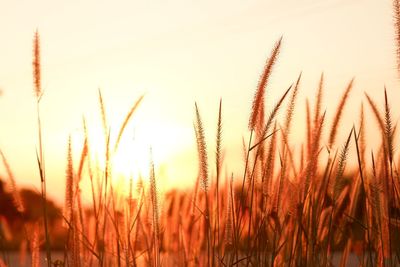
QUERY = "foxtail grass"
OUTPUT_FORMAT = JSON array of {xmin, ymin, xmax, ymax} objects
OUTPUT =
[
  {"xmin": 32, "ymin": 30, "xmax": 52, "ymax": 267},
  {"xmin": 4, "ymin": 29, "xmax": 400, "ymax": 267},
  {"xmin": 328, "ymin": 78, "xmax": 354, "ymax": 147}
]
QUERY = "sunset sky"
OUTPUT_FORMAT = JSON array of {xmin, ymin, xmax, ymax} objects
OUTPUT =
[{"xmin": 0, "ymin": 0, "xmax": 399, "ymax": 204}]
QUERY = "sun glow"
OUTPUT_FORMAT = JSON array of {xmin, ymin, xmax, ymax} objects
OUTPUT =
[{"xmin": 79, "ymin": 112, "xmax": 195, "ymax": 198}]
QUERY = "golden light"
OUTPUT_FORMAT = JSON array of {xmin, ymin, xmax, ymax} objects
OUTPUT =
[{"xmin": 78, "ymin": 112, "xmax": 195, "ymax": 199}]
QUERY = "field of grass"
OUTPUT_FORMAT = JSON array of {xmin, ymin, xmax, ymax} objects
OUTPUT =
[{"xmin": 2, "ymin": 3, "xmax": 400, "ymax": 267}]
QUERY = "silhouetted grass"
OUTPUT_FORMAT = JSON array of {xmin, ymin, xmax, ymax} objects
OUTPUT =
[{"xmin": 2, "ymin": 14, "xmax": 400, "ymax": 267}]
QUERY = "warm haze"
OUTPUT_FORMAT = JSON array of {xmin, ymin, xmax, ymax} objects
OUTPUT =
[
  {"xmin": 0, "ymin": 0, "xmax": 399, "ymax": 202},
  {"xmin": 2, "ymin": 1, "xmax": 400, "ymax": 266}
]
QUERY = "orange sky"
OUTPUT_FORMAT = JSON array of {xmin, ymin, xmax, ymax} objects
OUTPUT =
[{"xmin": 0, "ymin": 0, "xmax": 399, "ymax": 204}]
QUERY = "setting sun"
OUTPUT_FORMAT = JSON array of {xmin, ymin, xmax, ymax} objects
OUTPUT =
[{"xmin": 110, "ymin": 119, "xmax": 195, "ymax": 187}]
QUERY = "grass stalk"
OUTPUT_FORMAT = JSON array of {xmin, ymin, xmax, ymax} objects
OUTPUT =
[{"xmin": 32, "ymin": 30, "xmax": 52, "ymax": 267}]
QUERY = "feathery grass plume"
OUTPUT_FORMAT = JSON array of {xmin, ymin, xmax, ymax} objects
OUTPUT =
[
  {"xmin": 255, "ymin": 92, "xmax": 265, "ymax": 142},
  {"xmin": 255, "ymin": 98, "xmax": 267, "ymax": 183},
  {"xmin": 365, "ymin": 92, "xmax": 385, "ymax": 132},
  {"xmin": 304, "ymin": 111, "xmax": 326, "ymax": 198},
  {"xmin": 32, "ymin": 30, "xmax": 51, "ymax": 266},
  {"xmin": 77, "ymin": 135, "xmax": 88, "ymax": 182},
  {"xmin": 385, "ymin": 88, "xmax": 399, "ymax": 264},
  {"xmin": 149, "ymin": 150, "xmax": 160, "ymax": 267},
  {"xmin": 64, "ymin": 136, "xmax": 74, "ymax": 224},
  {"xmin": 306, "ymin": 99, "xmax": 312, "ymax": 158},
  {"xmin": 114, "ymin": 94, "xmax": 144, "ymax": 152},
  {"xmin": 33, "ymin": 30, "xmax": 41, "ymax": 99},
  {"xmin": 313, "ymin": 73, "xmax": 324, "ymax": 129},
  {"xmin": 216, "ymin": 99, "xmax": 223, "ymax": 179},
  {"xmin": 359, "ymin": 103, "xmax": 367, "ymax": 169},
  {"xmin": 262, "ymin": 123, "xmax": 278, "ymax": 199},
  {"xmin": 194, "ymin": 103, "xmax": 209, "ymax": 192},
  {"xmin": 332, "ymin": 129, "xmax": 353, "ymax": 202},
  {"xmin": 0, "ymin": 150, "xmax": 24, "ymax": 212},
  {"xmin": 194, "ymin": 103, "xmax": 212, "ymax": 265},
  {"xmin": 383, "ymin": 89, "xmax": 396, "ymax": 261},
  {"xmin": 284, "ymin": 72, "xmax": 301, "ymax": 134},
  {"xmin": 98, "ymin": 89, "xmax": 108, "ymax": 137},
  {"xmin": 328, "ymin": 78, "xmax": 354, "ymax": 147},
  {"xmin": 280, "ymin": 126, "xmax": 298, "ymax": 177},
  {"xmin": 393, "ymin": 0, "xmax": 400, "ymax": 77},
  {"xmin": 365, "ymin": 92, "xmax": 392, "ymax": 210},
  {"xmin": 384, "ymin": 88, "xmax": 394, "ymax": 165},
  {"xmin": 312, "ymin": 110, "xmax": 326, "ymax": 158},
  {"xmin": 215, "ymin": 99, "xmax": 223, "ymax": 253},
  {"xmin": 249, "ymin": 37, "xmax": 282, "ymax": 130},
  {"xmin": 281, "ymin": 73, "xmax": 301, "ymax": 177}
]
